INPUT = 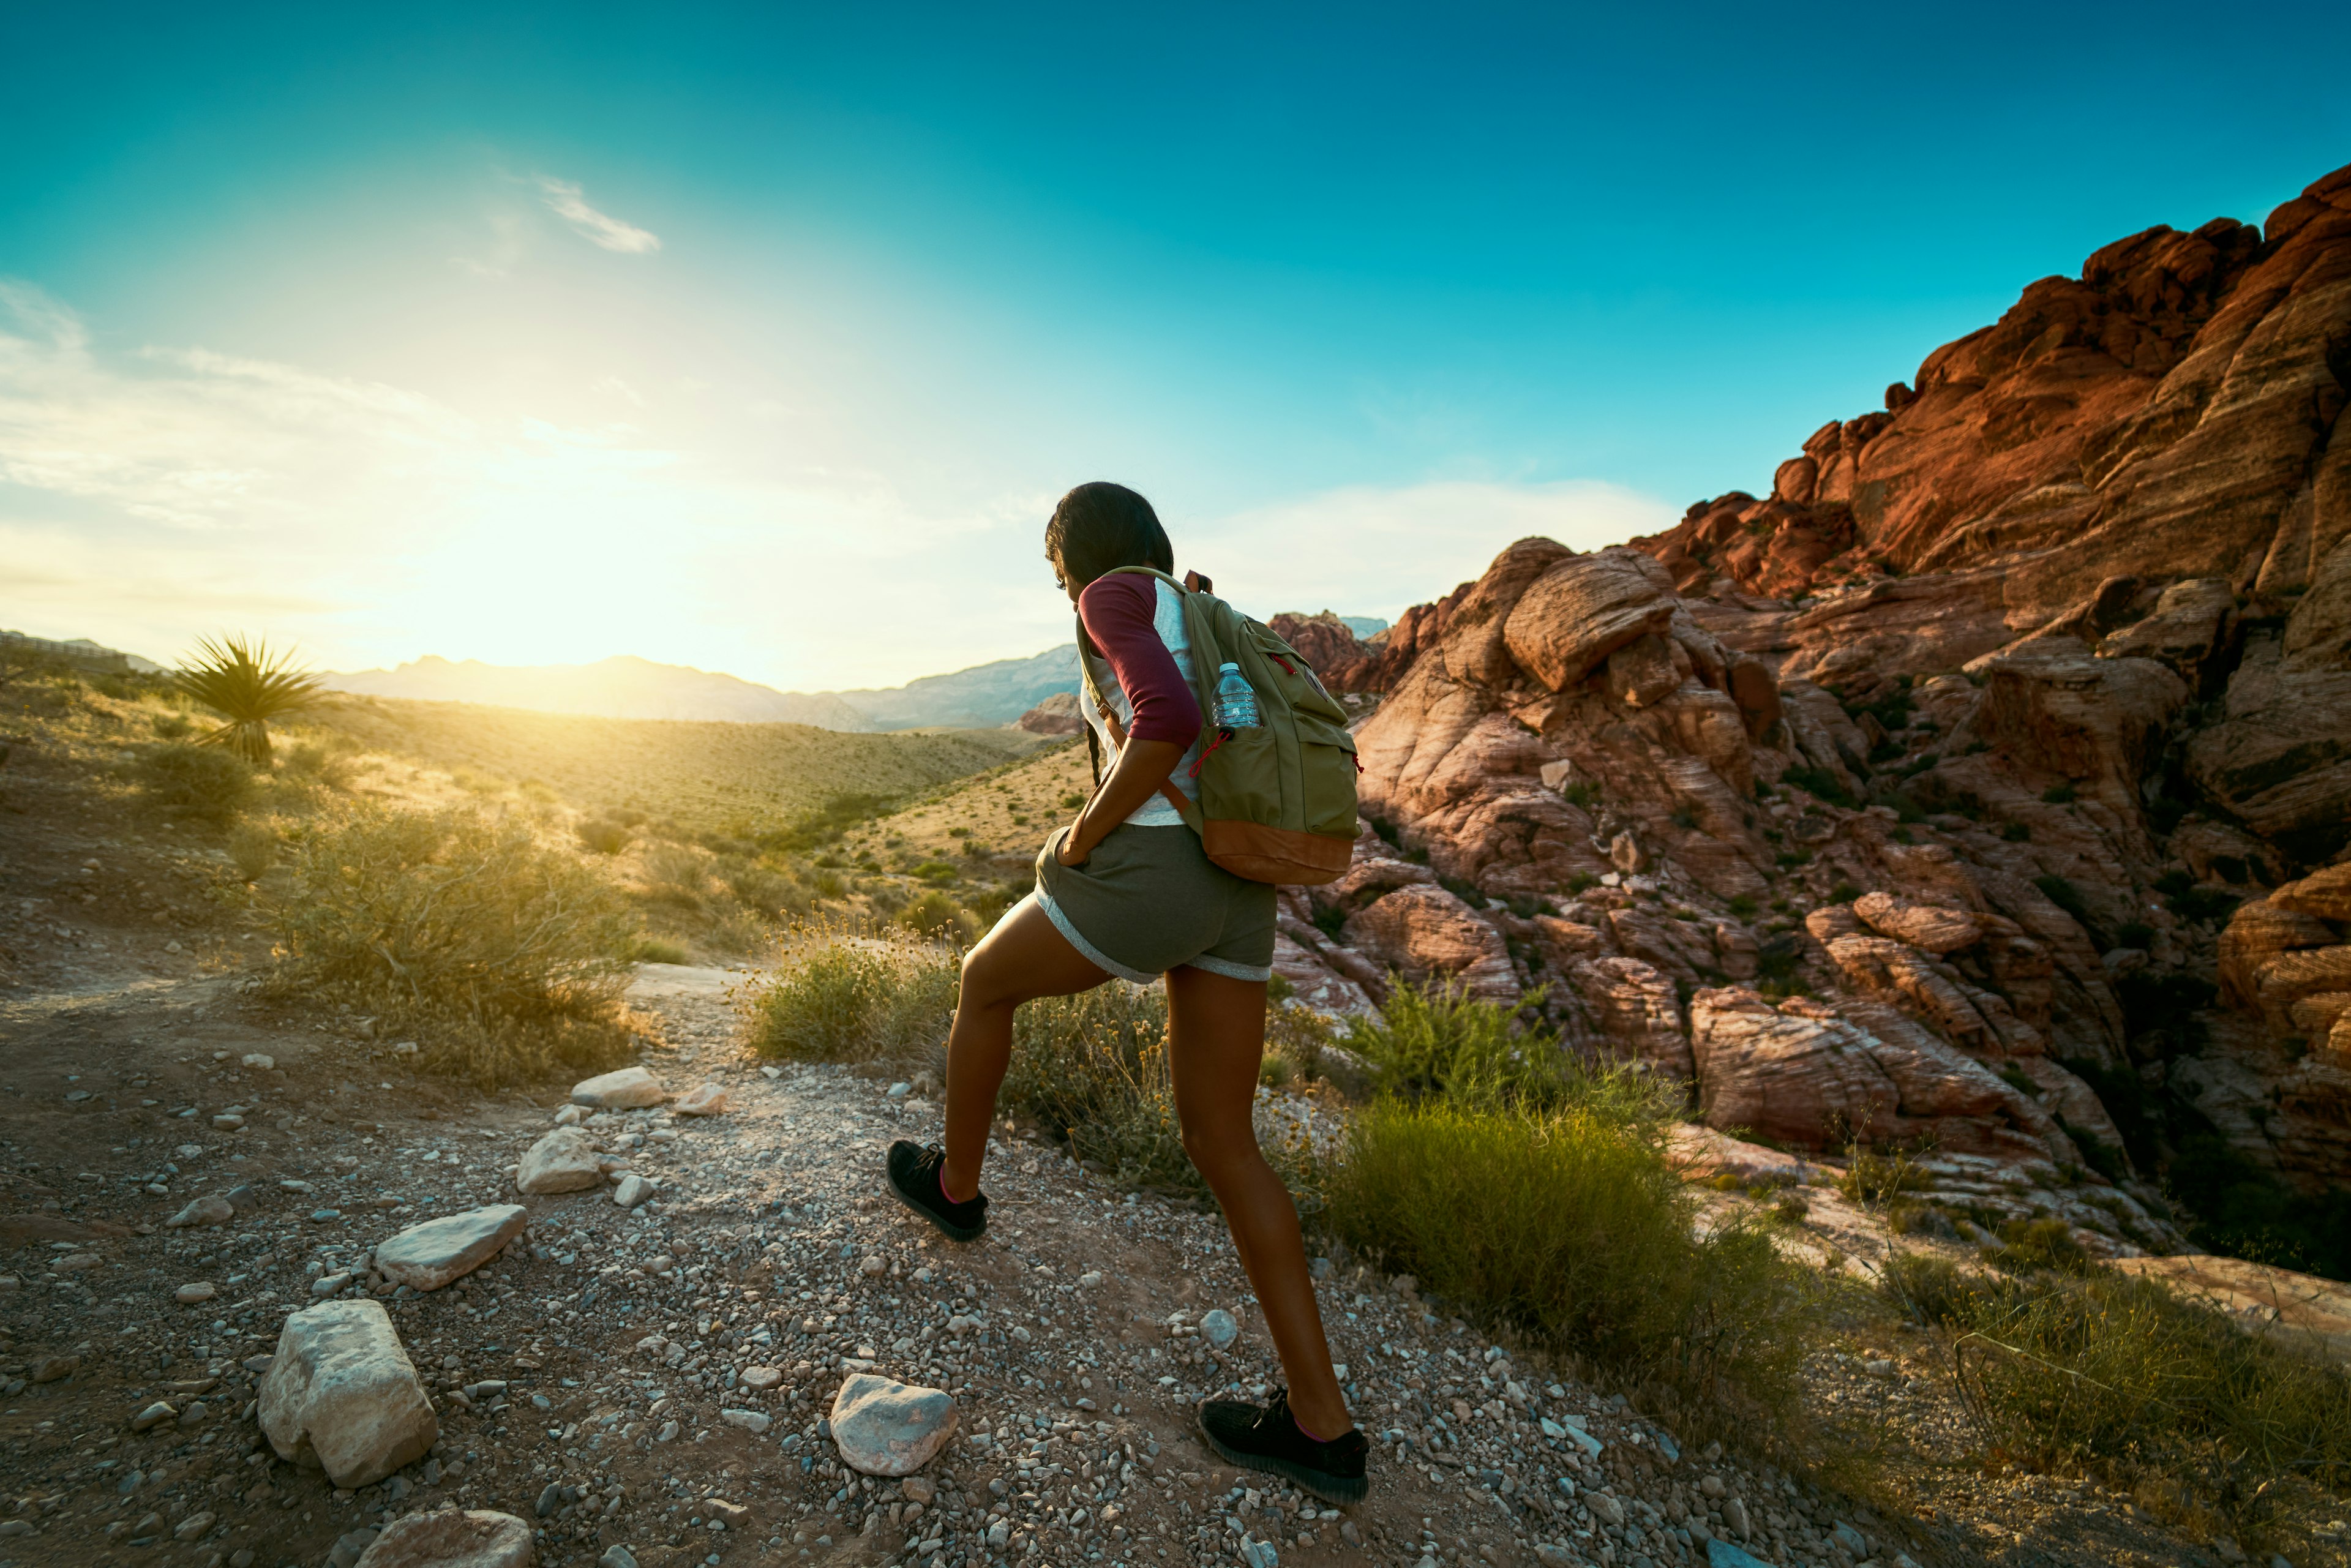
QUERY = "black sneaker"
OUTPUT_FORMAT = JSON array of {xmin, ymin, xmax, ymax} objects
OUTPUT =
[
  {"xmin": 1197, "ymin": 1386, "xmax": 1368, "ymax": 1504},
  {"xmin": 886, "ymin": 1140, "xmax": 988, "ymax": 1242}
]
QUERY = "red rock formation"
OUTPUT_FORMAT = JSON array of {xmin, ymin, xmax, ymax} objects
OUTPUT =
[
  {"xmin": 1013, "ymin": 692, "xmax": 1084, "ymax": 735},
  {"xmin": 1266, "ymin": 162, "xmax": 2351, "ymax": 1253}
]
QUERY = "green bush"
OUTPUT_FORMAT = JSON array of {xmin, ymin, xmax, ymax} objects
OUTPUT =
[
  {"xmin": 640, "ymin": 842, "xmax": 710, "ymax": 907},
  {"xmin": 1981, "ymin": 1217, "xmax": 2096, "ymax": 1275},
  {"xmin": 1780, "ymin": 765, "xmax": 1856, "ymax": 808},
  {"xmin": 2041, "ymin": 782, "xmax": 2078, "ymax": 805},
  {"xmin": 1342, "ymin": 978, "xmax": 1663, "ymax": 1116},
  {"xmin": 743, "ymin": 921, "xmax": 957, "ymax": 1067},
  {"xmin": 897, "ymin": 889, "xmax": 977, "ymax": 942},
  {"xmin": 136, "ymin": 743, "xmax": 253, "ymax": 820},
  {"xmin": 1839, "ymin": 1151, "xmax": 1927, "ymax": 1205},
  {"xmin": 263, "ymin": 805, "xmax": 637, "ymax": 1085},
  {"xmin": 1322, "ymin": 1097, "xmax": 1804, "ymax": 1422},
  {"xmin": 632, "ymin": 936, "xmax": 691, "ymax": 965},
  {"xmin": 576, "ymin": 817, "xmax": 634, "ymax": 855}
]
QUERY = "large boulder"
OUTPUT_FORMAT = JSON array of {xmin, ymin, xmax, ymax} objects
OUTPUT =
[
  {"xmin": 374, "ymin": 1205, "xmax": 527, "ymax": 1292},
  {"xmin": 1969, "ymin": 637, "xmax": 2189, "ymax": 806},
  {"xmin": 259, "ymin": 1299, "xmax": 437, "ymax": 1488},
  {"xmin": 570, "ymin": 1066, "xmax": 667, "ymax": 1109},
  {"xmin": 2186, "ymin": 628, "xmax": 2351, "ymax": 864},
  {"xmin": 1338, "ymin": 883, "xmax": 1518, "ymax": 1004},
  {"xmin": 1501, "ymin": 548, "xmax": 1677, "ymax": 692},
  {"xmin": 354, "ymin": 1510, "xmax": 533, "ymax": 1568},
  {"xmin": 830, "ymin": 1374, "xmax": 958, "ymax": 1477},
  {"xmin": 515, "ymin": 1129, "xmax": 603, "ymax": 1196}
]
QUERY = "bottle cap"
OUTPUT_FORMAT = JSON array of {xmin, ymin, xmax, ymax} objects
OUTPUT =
[{"xmin": 1218, "ymin": 661, "xmax": 1241, "ymax": 673}]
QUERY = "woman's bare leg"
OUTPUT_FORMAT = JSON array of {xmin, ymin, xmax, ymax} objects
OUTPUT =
[
  {"xmin": 939, "ymin": 894, "xmax": 1109, "ymax": 1203},
  {"xmin": 1165, "ymin": 964, "xmax": 1352, "ymax": 1439}
]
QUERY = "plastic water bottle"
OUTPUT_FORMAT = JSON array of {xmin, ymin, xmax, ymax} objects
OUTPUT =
[{"xmin": 1212, "ymin": 662, "xmax": 1261, "ymax": 729}]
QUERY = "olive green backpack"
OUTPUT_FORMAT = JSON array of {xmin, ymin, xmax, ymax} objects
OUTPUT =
[{"xmin": 1076, "ymin": 565, "xmax": 1360, "ymax": 885}]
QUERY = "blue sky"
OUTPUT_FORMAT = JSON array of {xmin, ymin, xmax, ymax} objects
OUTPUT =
[{"xmin": 3, "ymin": 2, "xmax": 2346, "ymax": 688}]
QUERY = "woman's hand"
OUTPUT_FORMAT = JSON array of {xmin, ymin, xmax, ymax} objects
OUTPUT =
[
  {"xmin": 1056, "ymin": 735, "xmax": 1187, "ymax": 866},
  {"xmin": 1055, "ymin": 821, "xmax": 1093, "ymax": 866}
]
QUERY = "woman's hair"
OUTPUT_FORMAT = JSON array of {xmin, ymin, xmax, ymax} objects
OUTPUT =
[{"xmin": 1044, "ymin": 481, "xmax": 1174, "ymax": 590}]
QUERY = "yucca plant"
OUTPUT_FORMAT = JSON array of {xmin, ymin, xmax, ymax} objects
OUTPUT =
[{"xmin": 176, "ymin": 634, "xmax": 324, "ymax": 763}]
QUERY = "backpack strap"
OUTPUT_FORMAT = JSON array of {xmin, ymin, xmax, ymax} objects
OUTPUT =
[{"xmin": 1073, "ymin": 584, "xmax": 1205, "ymax": 834}]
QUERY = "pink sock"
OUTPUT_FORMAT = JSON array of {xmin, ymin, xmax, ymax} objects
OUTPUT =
[
  {"xmin": 1295, "ymin": 1414, "xmax": 1337, "ymax": 1442},
  {"xmin": 938, "ymin": 1166, "xmax": 972, "ymax": 1206}
]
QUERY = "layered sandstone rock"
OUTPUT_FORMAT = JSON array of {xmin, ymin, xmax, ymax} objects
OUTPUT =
[{"xmin": 1288, "ymin": 161, "xmax": 2350, "ymax": 1242}]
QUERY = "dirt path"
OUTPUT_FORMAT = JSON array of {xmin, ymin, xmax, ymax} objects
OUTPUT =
[{"xmin": 6, "ymin": 937, "xmax": 2272, "ymax": 1568}]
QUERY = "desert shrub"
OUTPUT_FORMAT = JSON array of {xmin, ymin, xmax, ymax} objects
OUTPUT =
[
  {"xmin": 576, "ymin": 817, "xmax": 634, "ymax": 855},
  {"xmin": 632, "ymin": 936, "xmax": 691, "ymax": 965},
  {"xmin": 281, "ymin": 740, "xmax": 355, "ymax": 788},
  {"xmin": 898, "ymin": 889, "xmax": 978, "ymax": 943},
  {"xmin": 1265, "ymin": 1001, "xmax": 1333, "ymax": 1087},
  {"xmin": 720, "ymin": 857, "xmax": 810, "ymax": 919},
  {"xmin": 1000, "ymin": 983, "xmax": 1211, "ymax": 1192},
  {"xmin": 2041, "ymin": 782, "xmax": 2077, "ymax": 805},
  {"xmin": 151, "ymin": 711, "xmax": 193, "ymax": 740},
  {"xmin": 1896, "ymin": 1263, "xmax": 2351, "ymax": 1509},
  {"xmin": 1837, "ymin": 1149, "xmax": 1929, "ymax": 1206},
  {"xmin": 263, "ymin": 804, "xmax": 637, "ymax": 1086},
  {"xmin": 1322, "ymin": 1097, "xmax": 1804, "ymax": 1422},
  {"xmin": 226, "ymin": 820, "xmax": 279, "ymax": 882},
  {"xmin": 640, "ymin": 842, "xmax": 710, "ymax": 907},
  {"xmin": 136, "ymin": 743, "xmax": 253, "ymax": 820},
  {"xmin": 743, "ymin": 921, "xmax": 958, "ymax": 1068},
  {"xmin": 1981, "ymin": 1217, "xmax": 2096, "ymax": 1275},
  {"xmin": 1343, "ymin": 978, "xmax": 1650, "ymax": 1115},
  {"xmin": 1780, "ymin": 765, "xmax": 1856, "ymax": 808},
  {"xmin": 2003, "ymin": 820, "xmax": 2031, "ymax": 842},
  {"xmin": 175, "ymin": 633, "xmax": 324, "ymax": 763}
]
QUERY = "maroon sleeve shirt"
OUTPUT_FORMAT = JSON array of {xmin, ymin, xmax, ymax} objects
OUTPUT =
[{"xmin": 1077, "ymin": 575, "xmax": 1202, "ymax": 747}]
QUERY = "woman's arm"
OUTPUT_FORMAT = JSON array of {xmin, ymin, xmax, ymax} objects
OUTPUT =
[
  {"xmin": 1059, "ymin": 576, "xmax": 1203, "ymax": 864},
  {"xmin": 1060, "ymin": 736, "xmax": 1186, "ymax": 863}
]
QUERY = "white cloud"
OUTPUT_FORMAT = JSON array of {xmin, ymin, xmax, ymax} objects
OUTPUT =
[
  {"xmin": 1186, "ymin": 478, "xmax": 1678, "ymax": 623},
  {"xmin": 533, "ymin": 176, "xmax": 661, "ymax": 254}
]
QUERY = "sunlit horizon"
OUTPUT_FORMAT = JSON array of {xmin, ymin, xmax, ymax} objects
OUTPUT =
[{"xmin": 5, "ymin": 5, "xmax": 2344, "ymax": 690}]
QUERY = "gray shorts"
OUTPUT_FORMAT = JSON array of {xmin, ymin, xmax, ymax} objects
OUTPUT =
[{"xmin": 1034, "ymin": 823, "xmax": 1278, "ymax": 984}]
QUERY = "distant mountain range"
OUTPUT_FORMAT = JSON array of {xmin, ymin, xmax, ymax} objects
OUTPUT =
[{"xmin": 320, "ymin": 648, "xmax": 1087, "ymax": 731}]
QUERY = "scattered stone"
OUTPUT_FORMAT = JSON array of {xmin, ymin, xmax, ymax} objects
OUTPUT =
[
  {"xmin": 390, "ymin": 1041, "xmax": 419, "ymax": 1056},
  {"xmin": 672, "ymin": 1082, "xmax": 729, "ymax": 1116},
  {"xmin": 31, "ymin": 1354, "xmax": 80, "ymax": 1384},
  {"xmin": 1708, "ymin": 1542, "xmax": 1771, "ymax": 1568},
  {"xmin": 173, "ymin": 1510, "xmax": 216, "ymax": 1540},
  {"xmin": 313, "ymin": 1271, "xmax": 356, "ymax": 1296},
  {"xmin": 553, "ymin": 1105, "xmax": 587, "ymax": 1127},
  {"xmin": 179, "ymin": 1400, "xmax": 211, "ymax": 1426},
  {"xmin": 241, "ymin": 1053, "xmax": 274, "ymax": 1070},
  {"xmin": 858, "ymin": 1253, "xmax": 887, "ymax": 1277},
  {"xmin": 719, "ymin": 1408, "xmax": 772, "ymax": 1433},
  {"xmin": 165, "ymin": 1194, "xmax": 234, "ymax": 1228},
  {"xmin": 830, "ymin": 1373, "xmax": 959, "ymax": 1476},
  {"xmin": 130, "ymin": 1400, "xmax": 175, "ymax": 1431},
  {"xmin": 174, "ymin": 1281, "xmax": 216, "ymax": 1305},
  {"xmin": 353, "ymin": 1508, "xmax": 534, "ymax": 1568},
  {"xmin": 612, "ymin": 1174, "xmax": 656, "ymax": 1209},
  {"xmin": 569, "ymin": 1066, "xmax": 667, "ymax": 1109},
  {"xmin": 901, "ymin": 1476, "xmax": 936, "ymax": 1505},
  {"xmin": 706, "ymin": 1499, "xmax": 751, "ymax": 1527},
  {"xmin": 516, "ymin": 1128, "xmax": 604, "ymax": 1195},
  {"xmin": 259, "ymin": 1299, "xmax": 439, "ymax": 1488},
  {"xmin": 599, "ymin": 1548, "xmax": 640, "ymax": 1568},
  {"xmin": 1078, "ymin": 1270, "xmax": 1104, "ymax": 1288},
  {"xmin": 739, "ymin": 1365, "xmax": 784, "ymax": 1391},
  {"xmin": 375, "ymin": 1204, "xmax": 527, "ymax": 1291},
  {"xmin": 328, "ymin": 1528, "xmax": 381, "ymax": 1568},
  {"xmin": 211, "ymin": 1113, "xmax": 245, "ymax": 1131},
  {"xmin": 1199, "ymin": 1308, "xmax": 1239, "ymax": 1348}
]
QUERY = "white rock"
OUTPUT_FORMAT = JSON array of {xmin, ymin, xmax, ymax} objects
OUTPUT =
[
  {"xmin": 390, "ymin": 1041, "xmax": 419, "ymax": 1056},
  {"xmin": 600, "ymin": 1547, "xmax": 640, "ymax": 1568},
  {"xmin": 312, "ymin": 1272, "xmax": 354, "ymax": 1297},
  {"xmin": 351, "ymin": 1508, "xmax": 534, "ymax": 1567},
  {"xmin": 241, "ymin": 1053, "xmax": 274, "ymax": 1070},
  {"xmin": 569, "ymin": 1067, "xmax": 667, "ymax": 1109},
  {"xmin": 1199, "ymin": 1308, "xmax": 1239, "ymax": 1348},
  {"xmin": 165, "ymin": 1196, "xmax": 233, "ymax": 1228},
  {"xmin": 375, "ymin": 1204, "xmax": 527, "ymax": 1292},
  {"xmin": 719, "ymin": 1408, "xmax": 772, "ymax": 1433},
  {"xmin": 739, "ymin": 1365, "xmax": 784, "ymax": 1390},
  {"xmin": 858, "ymin": 1255, "xmax": 888, "ymax": 1277},
  {"xmin": 1078, "ymin": 1270, "xmax": 1103, "ymax": 1288},
  {"xmin": 259, "ymin": 1299, "xmax": 438, "ymax": 1489},
  {"xmin": 553, "ymin": 1105, "xmax": 587, "ymax": 1127},
  {"xmin": 612, "ymin": 1174, "xmax": 656, "ymax": 1209},
  {"xmin": 515, "ymin": 1128, "xmax": 603, "ymax": 1195},
  {"xmin": 174, "ymin": 1281, "xmax": 216, "ymax": 1305},
  {"xmin": 830, "ymin": 1373, "xmax": 958, "ymax": 1476},
  {"xmin": 672, "ymin": 1082, "xmax": 729, "ymax": 1116},
  {"xmin": 130, "ymin": 1400, "xmax": 175, "ymax": 1431},
  {"xmin": 173, "ymin": 1511, "xmax": 216, "ymax": 1540}
]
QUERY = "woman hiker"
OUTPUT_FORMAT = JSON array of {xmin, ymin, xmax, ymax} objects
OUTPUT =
[{"xmin": 885, "ymin": 479, "xmax": 1368, "ymax": 1504}]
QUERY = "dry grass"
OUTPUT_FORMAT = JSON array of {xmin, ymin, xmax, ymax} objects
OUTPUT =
[
  {"xmin": 261, "ymin": 802, "xmax": 640, "ymax": 1086},
  {"xmin": 307, "ymin": 693, "xmax": 1043, "ymax": 839},
  {"xmin": 1881, "ymin": 1251, "xmax": 2351, "ymax": 1533}
]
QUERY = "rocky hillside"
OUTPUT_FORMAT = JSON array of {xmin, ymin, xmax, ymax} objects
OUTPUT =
[{"xmin": 1272, "ymin": 161, "xmax": 2351, "ymax": 1272}]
